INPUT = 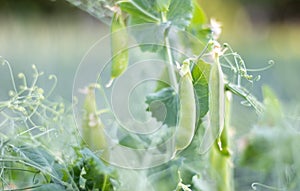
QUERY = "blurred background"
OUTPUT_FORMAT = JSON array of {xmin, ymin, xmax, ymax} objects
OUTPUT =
[
  {"xmin": 0, "ymin": 0, "xmax": 299, "ymax": 101},
  {"xmin": 0, "ymin": 0, "xmax": 300, "ymax": 190},
  {"xmin": 1, "ymin": 0, "xmax": 299, "ymax": 135}
]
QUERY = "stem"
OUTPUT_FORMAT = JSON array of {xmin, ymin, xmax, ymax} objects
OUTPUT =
[
  {"xmin": 102, "ymin": 174, "xmax": 108, "ymax": 190},
  {"xmin": 161, "ymin": 12, "xmax": 178, "ymax": 91},
  {"xmin": 209, "ymin": 92, "xmax": 234, "ymax": 191}
]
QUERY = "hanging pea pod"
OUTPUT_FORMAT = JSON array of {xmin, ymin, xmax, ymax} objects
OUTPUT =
[
  {"xmin": 81, "ymin": 84, "xmax": 108, "ymax": 155},
  {"xmin": 208, "ymin": 53, "xmax": 225, "ymax": 150},
  {"xmin": 175, "ymin": 59, "xmax": 196, "ymax": 151},
  {"xmin": 107, "ymin": 11, "xmax": 129, "ymax": 87}
]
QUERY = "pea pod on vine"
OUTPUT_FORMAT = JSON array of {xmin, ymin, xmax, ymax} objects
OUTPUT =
[
  {"xmin": 81, "ymin": 84, "xmax": 108, "ymax": 155},
  {"xmin": 107, "ymin": 10, "xmax": 129, "ymax": 87},
  {"xmin": 209, "ymin": 44, "xmax": 225, "ymax": 151},
  {"xmin": 175, "ymin": 59, "xmax": 196, "ymax": 151}
]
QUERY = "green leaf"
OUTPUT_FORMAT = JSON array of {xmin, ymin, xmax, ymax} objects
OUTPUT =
[
  {"xmin": 155, "ymin": 0, "xmax": 171, "ymax": 12},
  {"xmin": 167, "ymin": 0, "xmax": 193, "ymax": 30},
  {"xmin": 12, "ymin": 145, "xmax": 73, "ymax": 189},
  {"xmin": 72, "ymin": 148, "xmax": 118, "ymax": 190},
  {"xmin": 80, "ymin": 148, "xmax": 116, "ymax": 176},
  {"xmin": 187, "ymin": 0, "xmax": 211, "ymax": 47},
  {"xmin": 16, "ymin": 146, "xmax": 55, "ymax": 168},
  {"xmin": 192, "ymin": 59, "xmax": 210, "ymax": 120},
  {"xmin": 261, "ymin": 85, "xmax": 283, "ymax": 125},
  {"xmin": 190, "ymin": 0, "xmax": 206, "ymax": 26},
  {"xmin": 118, "ymin": 0, "xmax": 160, "ymax": 23},
  {"xmin": 145, "ymin": 87, "xmax": 178, "ymax": 127}
]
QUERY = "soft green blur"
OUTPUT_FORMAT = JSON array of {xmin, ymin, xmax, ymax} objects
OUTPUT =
[
  {"xmin": 201, "ymin": 1, "xmax": 300, "ymax": 190},
  {"xmin": 1, "ymin": 0, "xmax": 299, "ymax": 101},
  {"xmin": 201, "ymin": 0, "xmax": 300, "ymax": 102},
  {"xmin": 0, "ymin": 0, "xmax": 108, "ymax": 99}
]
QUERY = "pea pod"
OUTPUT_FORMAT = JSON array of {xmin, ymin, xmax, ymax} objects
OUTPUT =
[
  {"xmin": 175, "ymin": 59, "xmax": 196, "ymax": 151},
  {"xmin": 107, "ymin": 11, "xmax": 129, "ymax": 87},
  {"xmin": 208, "ymin": 54, "xmax": 225, "ymax": 149},
  {"xmin": 81, "ymin": 84, "xmax": 107, "ymax": 154}
]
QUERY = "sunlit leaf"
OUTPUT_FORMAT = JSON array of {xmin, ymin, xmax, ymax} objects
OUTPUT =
[
  {"xmin": 190, "ymin": 0, "xmax": 206, "ymax": 26},
  {"xmin": 155, "ymin": 0, "xmax": 171, "ymax": 12},
  {"xmin": 118, "ymin": 0, "xmax": 160, "ymax": 23},
  {"xmin": 166, "ymin": 0, "xmax": 193, "ymax": 30}
]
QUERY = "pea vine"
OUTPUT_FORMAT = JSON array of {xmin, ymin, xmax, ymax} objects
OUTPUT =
[{"xmin": 1, "ymin": 0, "xmax": 297, "ymax": 191}]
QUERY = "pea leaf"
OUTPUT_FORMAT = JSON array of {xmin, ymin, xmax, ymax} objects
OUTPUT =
[
  {"xmin": 15, "ymin": 146, "xmax": 55, "ymax": 167},
  {"xmin": 119, "ymin": 0, "xmax": 193, "ymax": 30},
  {"xmin": 190, "ymin": 0, "xmax": 207, "ymax": 26},
  {"xmin": 71, "ymin": 148, "xmax": 118, "ymax": 190},
  {"xmin": 118, "ymin": 0, "xmax": 160, "ymax": 23},
  {"xmin": 261, "ymin": 85, "xmax": 283, "ymax": 125},
  {"xmin": 192, "ymin": 59, "xmax": 210, "ymax": 120},
  {"xmin": 187, "ymin": 0, "xmax": 211, "ymax": 47},
  {"xmin": 166, "ymin": 0, "xmax": 193, "ymax": 30},
  {"xmin": 11, "ymin": 145, "xmax": 73, "ymax": 189},
  {"xmin": 145, "ymin": 87, "xmax": 178, "ymax": 127},
  {"xmin": 155, "ymin": 0, "xmax": 171, "ymax": 12},
  {"xmin": 119, "ymin": 0, "xmax": 194, "ymax": 54}
]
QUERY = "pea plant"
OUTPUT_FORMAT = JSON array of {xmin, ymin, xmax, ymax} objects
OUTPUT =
[{"xmin": 1, "ymin": 0, "xmax": 299, "ymax": 191}]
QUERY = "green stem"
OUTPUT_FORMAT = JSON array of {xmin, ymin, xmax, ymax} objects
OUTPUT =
[
  {"xmin": 102, "ymin": 174, "xmax": 108, "ymax": 191},
  {"xmin": 209, "ymin": 92, "xmax": 234, "ymax": 191},
  {"xmin": 161, "ymin": 12, "xmax": 178, "ymax": 91}
]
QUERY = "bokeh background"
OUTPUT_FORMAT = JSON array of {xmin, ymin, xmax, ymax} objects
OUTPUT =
[
  {"xmin": 1, "ymin": 0, "xmax": 299, "ymax": 137},
  {"xmin": 1, "ymin": 0, "xmax": 299, "ymax": 100},
  {"xmin": 0, "ymin": 0, "xmax": 300, "ymax": 190}
]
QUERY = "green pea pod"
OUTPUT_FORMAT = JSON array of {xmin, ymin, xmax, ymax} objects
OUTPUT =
[
  {"xmin": 175, "ymin": 60, "xmax": 196, "ymax": 151},
  {"xmin": 108, "ymin": 12, "xmax": 128, "ymax": 86},
  {"xmin": 81, "ymin": 85, "xmax": 107, "ymax": 154},
  {"xmin": 208, "ymin": 55, "xmax": 225, "ymax": 149}
]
